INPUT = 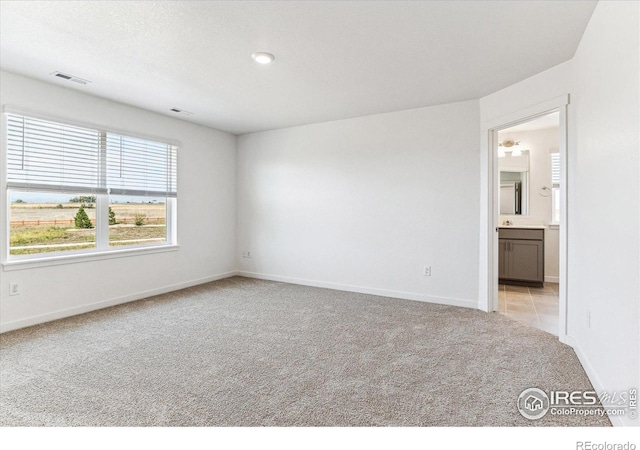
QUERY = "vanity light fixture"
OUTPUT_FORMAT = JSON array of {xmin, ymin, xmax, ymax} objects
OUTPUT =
[
  {"xmin": 251, "ymin": 52, "xmax": 275, "ymax": 64},
  {"xmin": 499, "ymin": 140, "xmax": 523, "ymax": 157},
  {"xmin": 499, "ymin": 140, "xmax": 521, "ymax": 148}
]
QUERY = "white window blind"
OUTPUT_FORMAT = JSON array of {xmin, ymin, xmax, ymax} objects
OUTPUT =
[
  {"xmin": 7, "ymin": 113, "xmax": 106, "ymax": 194},
  {"xmin": 106, "ymin": 133, "xmax": 177, "ymax": 197},
  {"xmin": 6, "ymin": 113, "xmax": 177, "ymax": 197},
  {"xmin": 551, "ymin": 153, "xmax": 560, "ymax": 187}
]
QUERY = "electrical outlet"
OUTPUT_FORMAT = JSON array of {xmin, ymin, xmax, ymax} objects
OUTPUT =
[
  {"xmin": 242, "ymin": 251, "xmax": 251, "ymax": 258},
  {"xmin": 423, "ymin": 266, "xmax": 431, "ymax": 277},
  {"xmin": 9, "ymin": 283, "xmax": 20, "ymax": 296}
]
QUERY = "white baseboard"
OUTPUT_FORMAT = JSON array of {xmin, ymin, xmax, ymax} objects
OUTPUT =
[
  {"xmin": 237, "ymin": 271, "xmax": 478, "ymax": 309},
  {"xmin": 564, "ymin": 335, "xmax": 626, "ymax": 427},
  {"xmin": 0, "ymin": 271, "xmax": 238, "ymax": 333},
  {"xmin": 545, "ymin": 276, "xmax": 560, "ymax": 283},
  {"xmin": 2, "ymin": 270, "xmax": 476, "ymax": 332}
]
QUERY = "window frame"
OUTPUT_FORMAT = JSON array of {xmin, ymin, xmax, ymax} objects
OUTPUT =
[
  {"xmin": 550, "ymin": 152, "xmax": 560, "ymax": 225},
  {"xmin": 2, "ymin": 107, "xmax": 179, "ymax": 269}
]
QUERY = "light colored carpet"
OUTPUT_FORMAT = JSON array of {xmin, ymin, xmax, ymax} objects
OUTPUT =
[{"xmin": 0, "ymin": 276, "xmax": 610, "ymax": 426}]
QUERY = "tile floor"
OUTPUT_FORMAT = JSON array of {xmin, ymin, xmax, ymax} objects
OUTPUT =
[{"xmin": 498, "ymin": 283, "xmax": 559, "ymax": 336}]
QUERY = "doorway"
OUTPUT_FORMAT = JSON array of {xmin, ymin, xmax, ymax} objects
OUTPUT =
[
  {"xmin": 480, "ymin": 95, "xmax": 569, "ymax": 342},
  {"xmin": 495, "ymin": 112, "xmax": 561, "ymax": 335}
]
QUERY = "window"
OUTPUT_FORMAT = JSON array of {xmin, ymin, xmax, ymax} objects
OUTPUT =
[
  {"xmin": 551, "ymin": 152, "xmax": 560, "ymax": 224},
  {"xmin": 5, "ymin": 112, "xmax": 177, "ymax": 260}
]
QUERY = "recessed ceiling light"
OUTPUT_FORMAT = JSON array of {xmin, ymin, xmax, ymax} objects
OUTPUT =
[{"xmin": 251, "ymin": 52, "xmax": 275, "ymax": 64}]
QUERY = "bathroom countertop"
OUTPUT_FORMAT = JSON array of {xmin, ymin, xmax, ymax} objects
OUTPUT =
[{"xmin": 499, "ymin": 225, "xmax": 547, "ymax": 229}]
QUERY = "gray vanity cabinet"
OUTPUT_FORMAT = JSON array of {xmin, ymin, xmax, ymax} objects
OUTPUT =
[{"xmin": 498, "ymin": 228, "xmax": 544, "ymax": 286}]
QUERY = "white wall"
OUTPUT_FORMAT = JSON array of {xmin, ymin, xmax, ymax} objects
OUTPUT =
[
  {"xmin": 499, "ymin": 127, "xmax": 560, "ymax": 281},
  {"xmin": 480, "ymin": 1, "xmax": 639, "ymax": 426},
  {"xmin": 568, "ymin": 0, "xmax": 639, "ymax": 427},
  {"xmin": 479, "ymin": 61, "xmax": 572, "ymax": 125},
  {"xmin": 0, "ymin": 71, "xmax": 237, "ymax": 331},
  {"xmin": 237, "ymin": 100, "xmax": 480, "ymax": 308}
]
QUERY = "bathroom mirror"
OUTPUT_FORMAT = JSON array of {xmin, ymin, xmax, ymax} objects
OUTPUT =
[{"xmin": 499, "ymin": 152, "xmax": 529, "ymax": 215}]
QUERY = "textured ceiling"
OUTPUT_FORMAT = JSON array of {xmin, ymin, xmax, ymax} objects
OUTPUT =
[{"xmin": 0, "ymin": 1, "xmax": 596, "ymax": 135}]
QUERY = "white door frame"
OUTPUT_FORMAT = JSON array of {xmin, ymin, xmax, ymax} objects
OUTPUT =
[{"xmin": 478, "ymin": 94, "xmax": 569, "ymax": 343}]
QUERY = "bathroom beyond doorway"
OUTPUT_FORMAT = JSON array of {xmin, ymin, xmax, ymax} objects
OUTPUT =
[{"xmin": 498, "ymin": 283, "xmax": 559, "ymax": 335}]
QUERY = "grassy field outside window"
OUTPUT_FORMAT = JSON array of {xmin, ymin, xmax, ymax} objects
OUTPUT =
[{"xmin": 10, "ymin": 197, "xmax": 167, "ymax": 256}]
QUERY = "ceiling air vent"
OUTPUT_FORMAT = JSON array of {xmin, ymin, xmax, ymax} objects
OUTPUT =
[
  {"xmin": 50, "ymin": 71, "xmax": 91, "ymax": 85},
  {"xmin": 170, "ymin": 108, "xmax": 194, "ymax": 116}
]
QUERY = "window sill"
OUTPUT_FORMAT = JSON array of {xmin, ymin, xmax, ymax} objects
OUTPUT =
[
  {"xmin": 2, "ymin": 244, "xmax": 179, "ymax": 272},
  {"xmin": 549, "ymin": 223, "xmax": 560, "ymax": 230}
]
